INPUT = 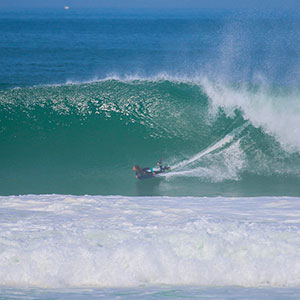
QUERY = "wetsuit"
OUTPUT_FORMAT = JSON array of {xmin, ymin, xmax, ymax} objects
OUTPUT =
[
  {"xmin": 135, "ymin": 166, "xmax": 170, "ymax": 179},
  {"xmin": 135, "ymin": 167, "xmax": 154, "ymax": 179},
  {"xmin": 155, "ymin": 165, "xmax": 169, "ymax": 174}
]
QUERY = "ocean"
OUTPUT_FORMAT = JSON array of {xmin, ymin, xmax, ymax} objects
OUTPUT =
[{"xmin": 0, "ymin": 8, "xmax": 300, "ymax": 299}]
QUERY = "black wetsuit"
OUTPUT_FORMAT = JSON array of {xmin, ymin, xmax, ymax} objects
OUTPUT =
[
  {"xmin": 135, "ymin": 167, "xmax": 154, "ymax": 179},
  {"xmin": 135, "ymin": 166, "xmax": 169, "ymax": 179}
]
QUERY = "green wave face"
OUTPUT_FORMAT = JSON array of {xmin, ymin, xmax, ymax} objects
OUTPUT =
[{"xmin": 0, "ymin": 79, "xmax": 300, "ymax": 196}]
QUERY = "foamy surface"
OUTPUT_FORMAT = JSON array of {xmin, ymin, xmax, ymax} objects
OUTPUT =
[{"xmin": 1, "ymin": 194, "xmax": 300, "ymax": 289}]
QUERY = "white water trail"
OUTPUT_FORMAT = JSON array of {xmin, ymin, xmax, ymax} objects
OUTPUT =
[
  {"xmin": 171, "ymin": 121, "xmax": 249, "ymax": 170},
  {"xmin": 201, "ymin": 77, "xmax": 300, "ymax": 153},
  {"xmin": 165, "ymin": 139, "xmax": 246, "ymax": 181}
]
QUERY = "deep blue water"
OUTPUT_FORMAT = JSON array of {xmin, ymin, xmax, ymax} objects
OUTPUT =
[{"xmin": 2, "ymin": 9, "xmax": 300, "ymax": 88}]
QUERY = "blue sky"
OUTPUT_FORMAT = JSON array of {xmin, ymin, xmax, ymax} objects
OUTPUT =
[{"xmin": 1, "ymin": 0, "xmax": 300, "ymax": 10}]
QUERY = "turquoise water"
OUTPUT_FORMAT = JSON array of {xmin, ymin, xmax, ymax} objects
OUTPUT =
[
  {"xmin": 0, "ymin": 80, "xmax": 300, "ymax": 196},
  {"xmin": 1, "ymin": 286, "xmax": 300, "ymax": 300}
]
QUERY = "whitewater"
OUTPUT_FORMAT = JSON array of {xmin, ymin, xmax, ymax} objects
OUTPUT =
[
  {"xmin": 1, "ymin": 194, "xmax": 300, "ymax": 299},
  {"xmin": 1, "ymin": 195, "xmax": 300, "ymax": 286}
]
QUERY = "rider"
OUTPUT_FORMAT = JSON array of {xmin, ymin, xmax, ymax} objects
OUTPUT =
[
  {"xmin": 156, "ymin": 159, "xmax": 170, "ymax": 173},
  {"xmin": 157, "ymin": 160, "xmax": 163, "ymax": 172},
  {"xmin": 133, "ymin": 160, "xmax": 169, "ymax": 178}
]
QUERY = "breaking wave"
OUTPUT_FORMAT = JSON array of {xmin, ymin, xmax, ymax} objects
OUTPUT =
[{"xmin": 0, "ymin": 77, "xmax": 300, "ymax": 195}]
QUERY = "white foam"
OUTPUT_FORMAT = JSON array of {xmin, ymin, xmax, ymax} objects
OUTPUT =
[
  {"xmin": 168, "ymin": 122, "xmax": 248, "ymax": 182},
  {"xmin": 166, "ymin": 140, "xmax": 246, "ymax": 182},
  {"xmin": 0, "ymin": 195, "xmax": 300, "ymax": 288},
  {"xmin": 27, "ymin": 72, "xmax": 205, "ymax": 89},
  {"xmin": 201, "ymin": 77, "xmax": 300, "ymax": 152},
  {"xmin": 171, "ymin": 122, "xmax": 248, "ymax": 170}
]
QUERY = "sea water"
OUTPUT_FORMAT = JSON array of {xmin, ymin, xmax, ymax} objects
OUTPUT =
[{"xmin": 1, "ymin": 8, "xmax": 300, "ymax": 299}]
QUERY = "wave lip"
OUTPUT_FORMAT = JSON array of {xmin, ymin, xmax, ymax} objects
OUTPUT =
[
  {"xmin": 201, "ymin": 77, "xmax": 300, "ymax": 153},
  {"xmin": 0, "ymin": 195, "xmax": 300, "ymax": 288}
]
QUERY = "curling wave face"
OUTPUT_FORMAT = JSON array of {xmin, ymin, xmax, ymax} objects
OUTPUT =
[{"xmin": 0, "ymin": 78, "xmax": 300, "ymax": 196}]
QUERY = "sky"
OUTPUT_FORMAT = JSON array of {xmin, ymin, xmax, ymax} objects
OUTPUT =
[{"xmin": 0, "ymin": 0, "xmax": 300, "ymax": 10}]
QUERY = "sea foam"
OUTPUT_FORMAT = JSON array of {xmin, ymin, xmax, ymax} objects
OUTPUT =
[
  {"xmin": 201, "ymin": 77, "xmax": 300, "ymax": 153},
  {"xmin": 0, "ymin": 195, "xmax": 300, "ymax": 288}
]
